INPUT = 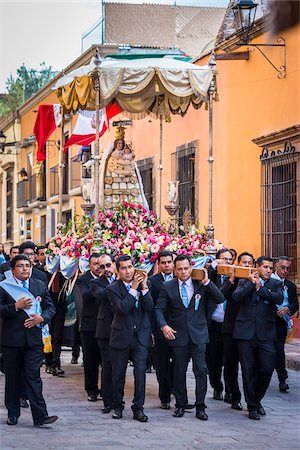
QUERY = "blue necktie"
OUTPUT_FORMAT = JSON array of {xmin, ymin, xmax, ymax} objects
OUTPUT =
[
  {"xmin": 126, "ymin": 284, "xmax": 139, "ymax": 309},
  {"xmin": 22, "ymin": 280, "xmax": 28, "ymax": 290},
  {"xmin": 181, "ymin": 282, "xmax": 189, "ymax": 308}
]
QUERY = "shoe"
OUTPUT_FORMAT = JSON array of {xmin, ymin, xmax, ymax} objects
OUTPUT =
[
  {"xmin": 184, "ymin": 403, "xmax": 195, "ymax": 410},
  {"xmin": 45, "ymin": 366, "xmax": 53, "ymax": 374},
  {"xmin": 231, "ymin": 401, "xmax": 243, "ymax": 411},
  {"xmin": 173, "ymin": 407, "xmax": 185, "ymax": 418},
  {"xmin": 35, "ymin": 415, "xmax": 58, "ymax": 426},
  {"xmin": 196, "ymin": 410, "xmax": 208, "ymax": 421},
  {"xmin": 213, "ymin": 390, "xmax": 223, "ymax": 400},
  {"xmin": 87, "ymin": 394, "xmax": 97, "ymax": 402},
  {"xmin": 146, "ymin": 368, "xmax": 152, "ymax": 373},
  {"xmin": 224, "ymin": 392, "xmax": 232, "ymax": 404},
  {"xmin": 102, "ymin": 406, "xmax": 112, "ymax": 413},
  {"xmin": 52, "ymin": 367, "xmax": 65, "ymax": 377},
  {"xmin": 258, "ymin": 404, "xmax": 266, "ymax": 416},
  {"xmin": 20, "ymin": 398, "xmax": 29, "ymax": 408},
  {"xmin": 132, "ymin": 409, "xmax": 148, "ymax": 422},
  {"xmin": 160, "ymin": 402, "xmax": 170, "ymax": 410},
  {"xmin": 279, "ymin": 381, "xmax": 289, "ymax": 392},
  {"xmin": 7, "ymin": 416, "xmax": 18, "ymax": 425},
  {"xmin": 248, "ymin": 410, "xmax": 260, "ymax": 420},
  {"xmin": 71, "ymin": 357, "xmax": 78, "ymax": 364},
  {"xmin": 112, "ymin": 409, "xmax": 123, "ymax": 419}
]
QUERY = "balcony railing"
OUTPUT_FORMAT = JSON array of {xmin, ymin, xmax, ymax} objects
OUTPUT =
[
  {"xmin": 50, "ymin": 165, "xmax": 68, "ymax": 197},
  {"xmin": 70, "ymin": 156, "xmax": 82, "ymax": 190},
  {"xmin": 17, "ymin": 180, "xmax": 30, "ymax": 208},
  {"xmin": 29, "ymin": 173, "xmax": 46, "ymax": 202}
]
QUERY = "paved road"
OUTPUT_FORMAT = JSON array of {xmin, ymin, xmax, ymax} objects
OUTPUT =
[{"xmin": 1, "ymin": 350, "xmax": 299, "ymax": 450}]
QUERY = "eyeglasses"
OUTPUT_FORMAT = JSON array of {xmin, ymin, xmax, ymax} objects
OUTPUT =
[
  {"xmin": 99, "ymin": 263, "xmax": 112, "ymax": 270},
  {"xmin": 23, "ymin": 252, "xmax": 35, "ymax": 257},
  {"xmin": 14, "ymin": 264, "xmax": 31, "ymax": 268}
]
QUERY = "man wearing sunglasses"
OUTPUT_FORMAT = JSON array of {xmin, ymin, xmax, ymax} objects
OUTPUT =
[
  {"xmin": 90, "ymin": 254, "xmax": 116, "ymax": 413},
  {"xmin": 77, "ymin": 253, "xmax": 102, "ymax": 402},
  {"xmin": 0, "ymin": 255, "xmax": 57, "ymax": 426}
]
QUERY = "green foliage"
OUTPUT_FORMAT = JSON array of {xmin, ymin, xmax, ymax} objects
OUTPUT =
[{"xmin": 0, "ymin": 62, "xmax": 58, "ymax": 118}]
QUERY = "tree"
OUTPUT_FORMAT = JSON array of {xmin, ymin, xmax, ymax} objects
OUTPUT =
[{"xmin": 0, "ymin": 63, "xmax": 58, "ymax": 118}]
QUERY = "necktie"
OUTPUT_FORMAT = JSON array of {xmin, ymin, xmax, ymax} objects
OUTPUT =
[
  {"xmin": 126, "ymin": 284, "xmax": 138, "ymax": 309},
  {"xmin": 109, "ymin": 276, "xmax": 114, "ymax": 284},
  {"xmin": 22, "ymin": 280, "xmax": 28, "ymax": 290},
  {"xmin": 181, "ymin": 282, "xmax": 189, "ymax": 308},
  {"xmin": 165, "ymin": 274, "xmax": 172, "ymax": 281}
]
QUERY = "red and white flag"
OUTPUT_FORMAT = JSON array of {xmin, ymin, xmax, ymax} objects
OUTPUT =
[
  {"xmin": 64, "ymin": 103, "xmax": 122, "ymax": 151},
  {"xmin": 34, "ymin": 104, "xmax": 61, "ymax": 162}
]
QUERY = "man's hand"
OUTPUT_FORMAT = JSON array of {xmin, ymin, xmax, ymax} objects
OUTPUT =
[
  {"xmin": 15, "ymin": 297, "xmax": 32, "ymax": 310},
  {"xmin": 201, "ymin": 267, "xmax": 209, "ymax": 285},
  {"xmin": 162, "ymin": 325, "xmax": 177, "ymax": 340},
  {"xmin": 131, "ymin": 272, "xmax": 144, "ymax": 290},
  {"xmin": 140, "ymin": 271, "xmax": 148, "ymax": 290},
  {"xmin": 277, "ymin": 307, "xmax": 290, "ymax": 317},
  {"xmin": 228, "ymin": 266, "xmax": 235, "ymax": 283},
  {"xmin": 24, "ymin": 314, "xmax": 43, "ymax": 328},
  {"xmin": 248, "ymin": 271, "xmax": 260, "ymax": 289}
]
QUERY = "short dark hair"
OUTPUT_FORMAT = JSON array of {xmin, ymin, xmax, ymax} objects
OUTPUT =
[
  {"xmin": 11, "ymin": 254, "xmax": 31, "ymax": 269},
  {"xmin": 19, "ymin": 241, "xmax": 36, "ymax": 254},
  {"xmin": 237, "ymin": 251, "xmax": 255, "ymax": 264},
  {"xmin": 157, "ymin": 251, "xmax": 174, "ymax": 263},
  {"xmin": 174, "ymin": 254, "xmax": 192, "ymax": 266},
  {"xmin": 37, "ymin": 245, "xmax": 46, "ymax": 253},
  {"xmin": 276, "ymin": 256, "xmax": 291, "ymax": 263},
  {"xmin": 9, "ymin": 245, "xmax": 19, "ymax": 255},
  {"xmin": 256, "ymin": 256, "xmax": 273, "ymax": 266},
  {"xmin": 89, "ymin": 253, "xmax": 100, "ymax": 262},
  {"xmin": 229, "ymin": 248, "xmax": 237, "ymax": 259},
  {"xmin": 216, "ymin": 248, "xmax": 233, "ymax": 259},
  {"xmin": 116, "ymin": 255, "xmax": 132, "ymax": 270}
]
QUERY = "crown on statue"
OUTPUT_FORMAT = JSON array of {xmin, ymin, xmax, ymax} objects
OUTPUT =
[{"xmin": 115, "ymin": 126, "xmax": 125, "ymax": 140}]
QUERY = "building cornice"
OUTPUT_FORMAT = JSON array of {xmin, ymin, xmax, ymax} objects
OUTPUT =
[{"xmin": 252, "ymin": 125, "xmax": 300, "ymax": 147}]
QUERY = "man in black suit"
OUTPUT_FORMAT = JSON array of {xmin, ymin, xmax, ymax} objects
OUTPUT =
[
  {"xmin": 233, "ymin": 256, "xmax": 283, "ymax": 420},
  {"xmin": 272, "ymin": 256, "xmax": 299, "ymax": 392},
  {"xmin": 76, "ymin": 253, "xmax": 102, "ymax": 402},
  {"xmin": 222, "ymin": 251, "xmax": 255, "ymax": 411},
  {"xmin": 0, "ymin": 255, "xmax": 57, "ymax": 426},
  {"xmin": 156, "ymin": 254, "xmax": 224, "ymax": 420},
  {"xmin": 0, "ymin": 245, "xmax": 19, "ymax": 276},
  {"xmin": 107, "ymin": 255, "xmax": 154, "ymax": 422},
  {"xmin": 90, "ymin": 254, "xmax": 116, "ymax": 413},
  {"xmin": 148, "ymin": 250, "xmax": 174, "ymax": 409},
  {"xmin": 19, "ymin": 241, "xmax": 48, "ymax": 286},
  {"xmin": 206, "ymin": 248, "xmax": 234, "ymax": 403}
]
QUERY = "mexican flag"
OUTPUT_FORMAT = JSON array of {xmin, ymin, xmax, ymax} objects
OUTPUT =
[{"xmin": 34, "ymin": 104, "xmax": 61, "ymax": 162}]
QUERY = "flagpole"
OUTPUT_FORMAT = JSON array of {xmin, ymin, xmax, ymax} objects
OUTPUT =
[
  {"xmin": 93, "ymin": 50, "xmax": 102, "ymax": 245},
  {"xmin": 57, "ymin": 109, "xmax": 65, "ymax": 233}
]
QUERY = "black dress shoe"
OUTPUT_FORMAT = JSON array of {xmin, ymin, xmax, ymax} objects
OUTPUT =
[
  {"xmin": 52, "ymin": 367, "xmax": 65, "ymax": 377},
  {"xmin": 71, "ymin": 357, "xmax": 78, "ymax": 364},
  {"xmin": 279, "ymin": 381, "xmax": 289, "ymax": 392},
  {"xmin": 231, "ymin": 401, "xmax": 243, "ymax": 411},
  {"xmin": 196, "ymin": 410, "xmax": 208, "ymax": 421},
  {"xmin": 213, "ymin": 390, "xmax": 223, "ymax": 400},
  {"xmin": 87, "ymin": 394, "xmax": 98, "ymax": 402},
  {"xmin": 20, "ymin": 398, "xmax": 29, "ymax": 408},
  {"xmin": 258, "ymin": 404, "xmax": 266, "ymax": 416},
  {"xmin": 45, "ymin": 366, "xmax": 53, "ymax": 374},
  {"xmin": 160, "ymin": 402, "xmax": 170, "ymax": 410},
  {"xmin": 184, "ymin": 403, "xmax": 195, "ymax": 410},
  {"xmin": 248, "ymin": 410, "xmax": 260, "ymax": 420},
  {"xmin": 112, "ymin": 409, "xmax": 123, "ymax": 419},
  {"xmin": 224, "ymin": 392, "xmax": 232, "ymax": 404},
  {"xmin": 102, "ymin": 406, "xmax": 112, "ymax": 413},
  {"xmin": 35, "ymin": 415, "xmax": 58, "ymax": 426},
  {"xmin": 133, "ymin": 409, "xmax": 148, "ymax": 422},
  {"xmin": 7, "ymin": 416, "xmax": 18, "ymax": 425},
  {"xmin": 173, "ymin": 407, "xmax": 185, "ymax": 418}
]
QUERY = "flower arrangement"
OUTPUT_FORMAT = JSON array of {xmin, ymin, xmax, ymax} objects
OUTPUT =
[{"xmin": 46, "ymin": 202, "xmax": 224, "ymax": 271}]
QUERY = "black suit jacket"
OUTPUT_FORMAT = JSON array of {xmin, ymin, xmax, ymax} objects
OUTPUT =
[
  {"xmin": 107, "ymin": 280, "xmax": 154, "ymax": 350},
  {"xmin": 90, "ymin": 275, "xmax": 114, "ymax": 340},
  {"xmin": 276, "ymin": 277, "xmax": 299, "ymax": 328},
  {"xmin": 0, "ymin": 278, "xmax": 56, "ymax": 348},
  {"xmin": 233, "ymin": 278, "xmax": 283, "ymax": 341},
  {"xmin": 156, "ymin": 278, "xmax": 224, "ymax": 347},
  {"xmin": 148, "ymin": 273, "xmax": 171, "ymax": 339},
  {"xmin": 31, "ymin": 266, "xmax": 48, "ymax": 285},
  {"xmin": 221, "ymin": 278, "xmax": 240, "ymax": 335},
  {"xmin": 0, "ymin": 261, "xmax": 11, "ymax": 275},
  {"xmin": 76, "ymin": 271, "xmax": 99, "ymax": 332}
]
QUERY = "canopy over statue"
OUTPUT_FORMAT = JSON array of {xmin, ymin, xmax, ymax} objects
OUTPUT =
[{"xmin": 99, "ymin": 126, "xmax": 149, "ymax": 211}]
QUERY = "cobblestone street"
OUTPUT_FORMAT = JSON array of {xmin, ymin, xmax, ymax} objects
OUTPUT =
[{"xmin": 0, "ymin": 349, "xmax": 299, "ymax": 450}]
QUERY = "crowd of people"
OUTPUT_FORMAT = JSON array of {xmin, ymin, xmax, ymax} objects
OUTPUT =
[{"xmin": 0, "ymin": 241, "xmax": 298, "ymax": 427}]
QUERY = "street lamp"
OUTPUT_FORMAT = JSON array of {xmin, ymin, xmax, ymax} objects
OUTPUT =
[
  {"xmin": 232, "ymin": 0, "xmax": 286, "ymax": 78},
  {"xmin": 0, "ymin": 130, "xmax": 7, "ymax": 150}
]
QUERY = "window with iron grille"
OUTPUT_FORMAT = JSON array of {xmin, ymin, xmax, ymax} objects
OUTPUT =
[
  {"xmin": 171, "ymin": 142, "xmax": 197, "ymax": 225},
  {"xmin": 261, "ymin": 151, "xmax": 299, "ymax": 283},
  {"xmin": 137, "ymin": 157, "xmax": 154, "ymax": 211}
]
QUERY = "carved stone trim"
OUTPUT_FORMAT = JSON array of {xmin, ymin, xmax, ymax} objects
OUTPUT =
[{"xmin": 252, "ymin": 125, "xmax": 300, "ymax": 147}]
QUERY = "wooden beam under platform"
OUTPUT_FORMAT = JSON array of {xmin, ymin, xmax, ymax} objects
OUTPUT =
[{"xmin": 215, "ymin": 51, "xmax": 249, "ymax": 61}]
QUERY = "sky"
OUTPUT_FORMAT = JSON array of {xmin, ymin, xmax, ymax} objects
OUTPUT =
[{"xmin": 0, "ymin": 0, "xmax": 228, "ymax": 92}]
